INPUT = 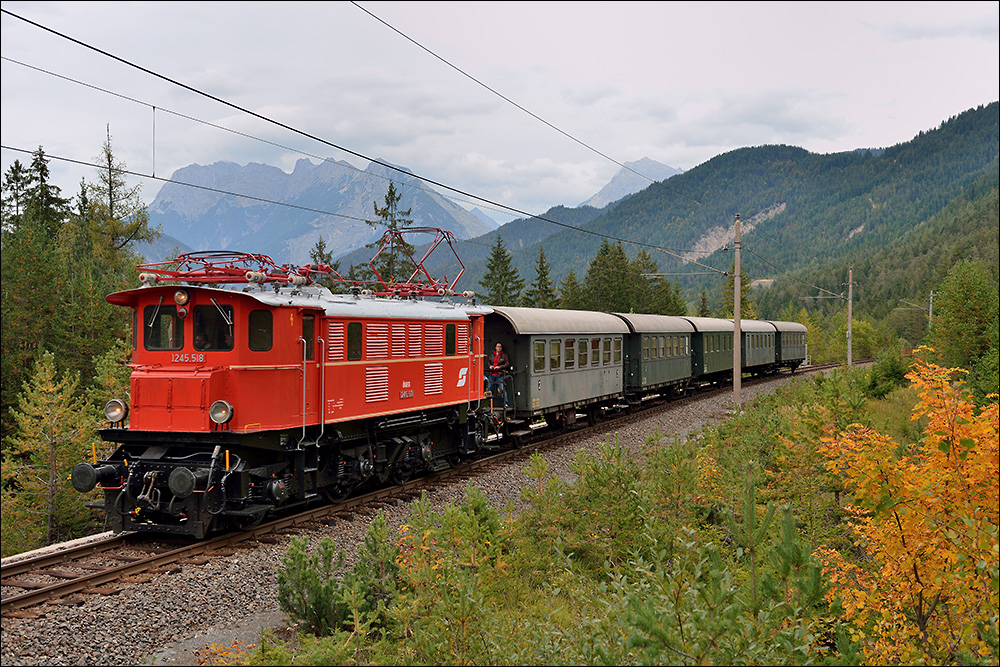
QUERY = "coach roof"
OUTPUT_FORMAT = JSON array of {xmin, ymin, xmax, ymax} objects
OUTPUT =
[
  {"xmin": 611, "ymin": 313, "xmax": 696, "ymax": 334},
  {"xmin": 488, "ymin": 306, "xmax": 629, "ymax": 335}
]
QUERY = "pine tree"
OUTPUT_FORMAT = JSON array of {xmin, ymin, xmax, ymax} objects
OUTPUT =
[
  {"xmin": 27, "ymin": 147, "xmax": 71, "ymax": 239},
  {"xmin": 365, "ymin": 181, "xmax": 415, "ymax": 287},
  {"xmin": 697, "ymin": 288, "xmax": 712, "ymax": 317},
  {"xmin": 558, "ymin": 269, "xmax": 586, "ymax": 310},
  {"xmin": 308, "ymin": 235, "xmax": 344, "ymax": 292},
  {"xmin": 86, "ymin": 128, "xmax": 159, "ymax": 253},
  {"xmin": 583, "ymin": 240, "xmax": 633, "ymax": 312},
  {"xmin": 1, "ymin": 159, "xmax": 32, "ymax": 234},
  {"xmin": 931, "ymin": 259, "xmax": 997, "ymax": 370},
  {"xmin": 716, "ymin": 262, "xmax": 756, "ymax": 318},
  {"xmin": 1, "ymin": 352, "xmax": 95, "ymax": 555},
  {"xmin": 478, "ymin": 235, "xmax": 524, "ymax": 306},
  {"xmin": 522, "ymin": 247, "xmax": 558, "ymax": 308}
]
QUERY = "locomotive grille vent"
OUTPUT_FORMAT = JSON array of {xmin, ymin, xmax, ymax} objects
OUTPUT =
[
  {"xmin": 365, "ymin": 366, "xmax": 389, "ymax": 402},
  {"xmin": 367, "ymin": 323, "xmax": 389, "ymax": 359},
  {"xmin": 408, "ymin": 323, "xmax": 422, "ymax": 357},
  {"xmin": 424, "ymin": 363, "xmax": 444, "ymax": 395},
  {"xmin": 457, "ymin": 323, "xmax": 469, "ymax": 355},
  {"xmin": 425, "ymin": 324, "xmax": 444, "ymax": 356},
  {"xmin": 326, "ymin": 322, "xmax": 345, "ymax": 361},
  {"xmin": 392, "ymin": 324, "xmax": 406, "ymax": 358}
]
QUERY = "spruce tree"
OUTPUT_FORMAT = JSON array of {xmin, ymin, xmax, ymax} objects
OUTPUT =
[
  {"xmin": 697, "ymin": 288, "xmax": 712, "ymax": 317},
  {"xmin": 522, "ymin": 247, "xmax": 558, "ymax": 308},
  {"xmin": 1, "ymin": 352, "xmax": 95, "ymax": 554},
  {"xmin": 559, "ymin": 269, "xmax": 586, "ymax": 310},
  {"xmin": 583, "ymin": 240, "xmax": 633, "ymax": 312},
  {"xmin": 308, "ymin": 235, "xmax": 344, "ymax": 292},
  {"xmin": 365, "ymin": 181, "xmax": 414, "ymax": 286},
  {"xmin": 716, "ymin": 262, "xmax": 757, "ymax": 318},
  {"xmin": 478, "ymin": 235, "xmax": 524, "ymax": 306}
]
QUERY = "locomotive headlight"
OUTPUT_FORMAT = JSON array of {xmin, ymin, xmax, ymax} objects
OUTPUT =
[
  {"xmin": 174, "ymin": 289, "xmax": 190, "ymax": 305},
  {"xmin": 209, "ymin": 400, "xmax": 234, "ymax": 424},
  {"xmin": 104, "ymin": 398, "xmax": 129, "ymax": 423}
]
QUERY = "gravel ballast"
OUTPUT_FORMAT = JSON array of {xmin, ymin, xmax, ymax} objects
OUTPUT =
[{"xmin": 1, "ymin": 374, "xmax": 813, "ymax": 666}]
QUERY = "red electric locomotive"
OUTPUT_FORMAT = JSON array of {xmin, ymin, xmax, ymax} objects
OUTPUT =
[{"xmin": 72, "ymin": 232, "xmax": 492, "ymax": 538}]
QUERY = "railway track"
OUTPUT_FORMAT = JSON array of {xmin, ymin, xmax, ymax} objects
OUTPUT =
[{"xmin": 2, "ymin": 361, "xmax": 849, "ymax": 616}]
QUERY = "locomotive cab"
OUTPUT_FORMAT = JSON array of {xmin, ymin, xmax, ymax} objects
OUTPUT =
[{"xmin": 74, "ymin": 283, "xmax": 329, "ymax": 537}]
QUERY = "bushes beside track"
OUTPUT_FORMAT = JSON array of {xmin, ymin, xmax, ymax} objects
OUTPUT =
[{"xmin": 245, "ymin": 360, "xmax": 997, "ymax": 666}]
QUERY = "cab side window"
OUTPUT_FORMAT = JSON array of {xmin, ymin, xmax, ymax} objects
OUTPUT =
[
  {"xmin": 302, "ymin": 315, "xmax": 315, "ymax": 361},
  {"xmin": 249, "ymin": 310, "xmax": 272, "ymax": 351}
]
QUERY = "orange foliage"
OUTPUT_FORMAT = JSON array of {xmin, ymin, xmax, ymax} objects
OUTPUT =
[{"xmin": 818, "ymin": 355, "xmax": 998, "ymax": 664}]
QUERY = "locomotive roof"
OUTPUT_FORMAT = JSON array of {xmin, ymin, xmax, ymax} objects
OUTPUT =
[
  {"xmin": 611, "ymin": 313, "xmax": 696, "ymax": 334},
  {"xmin": 108, "ymin": 284, "xmax": 490, "ymax": 321},
  {"xmin": 488, "ymin": 306, "xmax": 629, "ymax": 335}
]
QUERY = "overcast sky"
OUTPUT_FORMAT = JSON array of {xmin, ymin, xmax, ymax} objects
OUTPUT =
[{"xmin": 2, "ymin": 1, "xmax": 998, "ymax": 224}]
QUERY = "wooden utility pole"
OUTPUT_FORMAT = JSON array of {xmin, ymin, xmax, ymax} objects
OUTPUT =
[
  {"xmin": 733, "ymin": 214, "xmax": 742, "ymax": 407},
  {"xmin": 847, "ymin": 266, "xmax": 853, "ymax": 367}
]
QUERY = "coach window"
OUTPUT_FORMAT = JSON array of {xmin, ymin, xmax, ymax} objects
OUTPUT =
[
  {"xmin": 144, "ymin": 304, "xmax": 183, "ymax": 351},
  {"xmin": 446, "ymin": 323, "xmax": 456, "ymax": 356},
  {"xmin": 248, "ymin": 310, "xmax": 273, "ymax": 351},
  {"xmin": 533, "ymin": 340, "xmax": 546, "ymax": 372},
  {"xmin": 614, "ymin": 337, "xmax": 622, "ymax": 364},
  {"xmin": 578, "ymin": 340, "xmax": 588, "ymax": 368},
  {"xmin": 642, "ymin": 336, "xmax": 650, "ymax": 360},
  {"xmin": 347, "ymin": 322, "xmax": 362, "ymax": 361},
  {"xmin": 550, "ymin": 339, "xmax": 561, "ymax": 371},
  {"xmin": 565, "ymin": 339, "xmax": 575, "ymax": 369},
  {"xmin": 603, "ymin": 338, "xmax": 612, "ymax": 365},
  {"xmin": 591, "ymin": 338, "xmax": 601, "ymax": 366}
]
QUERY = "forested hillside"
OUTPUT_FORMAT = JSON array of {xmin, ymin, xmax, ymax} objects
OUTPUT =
[{"xmin": 452, "ymin": 102, "xmax": 998, "ymax": 318}]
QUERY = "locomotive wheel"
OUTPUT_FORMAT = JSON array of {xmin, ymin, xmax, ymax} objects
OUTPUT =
[
  {"xmin": 234, "ymin": 512, "xmax": 266, "ymax": 530},
  {"xmin": 447, "ymin": 452, "xmax": 463, "ymax": 468},
  {"xmin": 392, "ymin": 466, "xmax": 412, "ymax": 485},
  {"xmin": 324, "ymin": 484, "xmax": 352, "ymax": 504}
]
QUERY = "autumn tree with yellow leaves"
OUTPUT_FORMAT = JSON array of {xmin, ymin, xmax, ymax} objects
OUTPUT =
[{"xmin": 819, "ymin": 353, "xmax": 999, "ymax": 664}]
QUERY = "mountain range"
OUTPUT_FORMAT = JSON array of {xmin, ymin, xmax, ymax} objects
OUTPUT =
[
  {"xmin": 145, "ymin": 158, "xmax": 501, "ymax": 264},
  {"xmin": 144, "ymin": 154, "xmax": 683, "ymax": 266},
  {"xmin": 142, "ymin": 102, "xmax": 998, "ymax": 334}
]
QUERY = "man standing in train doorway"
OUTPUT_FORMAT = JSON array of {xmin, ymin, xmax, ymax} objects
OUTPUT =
[{"xmin": 486, "ymin": 342, "xmax": 510, "ymax": 407}]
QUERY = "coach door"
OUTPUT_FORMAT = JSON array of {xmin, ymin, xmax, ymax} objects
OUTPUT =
[{"xmin": 299, "ymin": 311, "xmax": 321, "ymax": 427}]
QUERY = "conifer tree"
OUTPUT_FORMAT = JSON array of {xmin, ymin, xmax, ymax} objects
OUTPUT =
[
  {"xmin": 558, "ymin": 269, "xmax": 586, "ymax": 310},
  {"xmin": 27, "ymin": 147, "xmax": 71, "ymax": 239},
  {"xmin": 478, "ymin": 235, "xmax": 524, "ymax": 306},
  {"xmin": 1, "ymin": 159, "xmax": 32, "ymax": 233},
  {"xmin": 931, "ymin": 259, "xmax": 997, "ymax": 370},
  {"xmin": 697, "ymin": 288, "xmax": 712, "ymax": 317},
  {"xmin": 86, "ymin": 128, "xmax": 159, "ymax": 253},
  {"xmin": 1, "ymin": 352, "xmax": 95, "ymax": 554},
  {"xmin": 522, "ymin": 247, "xmax": 558, "ymax": 308},
  {"xmin": 365, "ymin": 181, "xmax": 414, "ymax": 286},
  {"xmin": 583, "ymin": 240, "xmax": 633, "ymax": 312},
  {"xmin": 308, "ymin": 235, "xmax": 344, "ymax": 292},
  {"xmin": 716, "ymin": 262, "xmax": 756, "ymax": 318}
]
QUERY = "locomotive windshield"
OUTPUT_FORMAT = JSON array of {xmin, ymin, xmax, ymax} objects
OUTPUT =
[
  {"xmin": 193, "ymin": 303, "xmax": 234, "ymax": 351},
  {"xmin": 144, "ymin": 304, "xmax": 183, "ymax": 350}
]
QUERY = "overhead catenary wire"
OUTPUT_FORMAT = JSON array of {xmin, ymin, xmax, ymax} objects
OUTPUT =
[
  {"xmin": 1, "ymin": 8, "xmax": 721, "ymax": 272},
  {"xmin": 3, "ymin": 8, "xmax": 849, "ymax": 293},
  {"xmin": 350, "ymin": 1, "xmax": 701, "ymax": 206}
]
